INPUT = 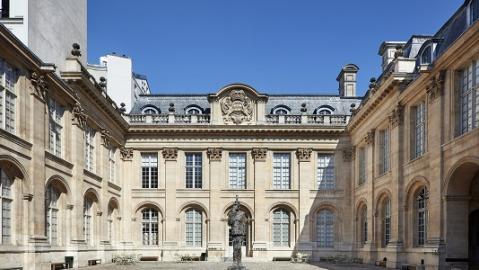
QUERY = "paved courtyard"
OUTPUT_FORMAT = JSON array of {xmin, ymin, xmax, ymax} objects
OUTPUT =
[{"xmin": 80, "ymin": 262, "xmax": 388, "ymax": 270}]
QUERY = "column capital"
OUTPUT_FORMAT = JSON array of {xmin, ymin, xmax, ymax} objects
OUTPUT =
[
  {"xmin": 342, "ymin": 146, "xmax": 355, "ymax": 162},
  {"xmin": 207, "ymin": 148, "xmax": 223, "ymax": 161},
  {"xmin": 120, "ymin": 147, "xmax": 134, "ymax": 161},
  {"xmin": 388, "ymin": 103, "xmax": 404, "ymax": 128},
  {"xmin": 426, "ymin": 70, "xmax": 446, "ymax": 103},
  {"xmin": 251, "ymin": 148, "xmax": 267, "ymax": 161},
  {"xmin": 364, "ymin": 129, "xmax": 375, "ymax": 144},
  {"xmin": 296, "ymin": 148, "xmax": 312, "ymax": 162},
  {"xmin": 71, "ymin": 100, "xmax": 88, "ymax": 129},
  {"xmin": 162, "ymin": 148, "xmax": 178, "ymax": 161},
  {"xmin": 30, "ymin": 71, "xmax": 49, "ymax": 102}
]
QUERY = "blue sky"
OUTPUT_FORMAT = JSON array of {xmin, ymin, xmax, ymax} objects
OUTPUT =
[{"xmin": 88, "ymin": 0, "xmax": 462, "ymax": 96}]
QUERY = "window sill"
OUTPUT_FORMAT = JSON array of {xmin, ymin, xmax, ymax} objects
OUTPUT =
[
  {"xmin": 265, "ymin": 189, "xmax": 299, "ymax": 192},
  {"xmin": 0, "ymin": 128, "xmax": 32, "ymax": 150},
  {"xmin": 45, "ymin": 151, "xmax": 74, "ymax": 169},
  {"xmin": 407, "ymin": 152, "xmax": 428, "ymax": 165},
  {"xmin": 83, "ymin": 169, "xmax": 102, "ymax": 182}
]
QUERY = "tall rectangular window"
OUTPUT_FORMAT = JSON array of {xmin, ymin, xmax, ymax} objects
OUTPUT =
[
  {"xmin": 411, "ymin": 102, "xmax": 426, "ymax": 159},
  {"xmin": 358, "ymin": 147, "xmax": 366, "ymax": 185},
  {"xmin": 0, "ymin": 59, "xmax": 16, "ymax": 134},
  {"xmin": 470, "ymin": 0, "xmax": 479, "ymax": 24},
  {"xmin": 48, "ymin": 98, "xmax": 64, "ymax": 157},
  {"xmin": 109, "ymin": 148, "xmax": 116, "ymax": 183},
  {"xmin": 378, "ymin": 130, "xmax": 390, "ymax": 175},
  {"xmin": 229, "ymin": 153, "xmax": 246, "ymax": 189},
  {"xmin": 141, "ymin": 153, "xmax": 158, "ymax": 188},
  {"xmin": 317, "ymin": 154, "xmax": 335, "ymax": 190},
  {"xmin": 459, "ymin": 61, "xmax": 479, "ymax": 134},
  {"xmin": 84, "ymin": 127, "xmax": 95, "ymax": 172},
  {"xmin": 186, "ymin": 153, "xmax": 202, "ymax": 189},
  {"xmin": 83, "ymin": 199, "xmax": 92, "ymax": 244},
  {"xmin": 0, "ymin": 169, "xmax": 11, "ymax": 244},
  {"xmin": 272, "ymin": 209, "xmax": 290, "ymax": 246},
  {"xmin": 46, "ymin": 186, "xmax": 59, "ymax": 245},
  {"xmin": 185, "ymin": 209, "xmax": 202, "ymax": 247},
  {"xmin": 273, "ymin": 153, "xmax": 290, "ymax": 189}
]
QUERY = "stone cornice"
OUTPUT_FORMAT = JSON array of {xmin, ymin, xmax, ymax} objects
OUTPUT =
[{"xmin": 128, "ymin": 125, "xmax": 346, "ymax": 137}]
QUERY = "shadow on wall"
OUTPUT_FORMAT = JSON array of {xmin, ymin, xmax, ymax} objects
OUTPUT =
[{"xmin": 290, "ymin": 136, "xmax": 357, "ymax": 264}]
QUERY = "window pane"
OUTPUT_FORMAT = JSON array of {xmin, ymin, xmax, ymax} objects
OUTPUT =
[
  {"xmin": 141, "ymin": 153, "xmax": 158, "ymax": 188},
  {"xmin": 317, "ymin": 154, "xmax": 335, "ymax": 190},
  {"xmin": 186, "ymin": 153, "xmax": 202, "ymax": 188},
  {"xmin": 229, "ymin": 153, "xmax": 246, "ymax": 189},
  {"xmin": 317, "ymin": 210, "xmax": 334, "ymax": 248},
  {"xmin": 273, "ymin": 153, "xmax": 290, "ymax": 189}
]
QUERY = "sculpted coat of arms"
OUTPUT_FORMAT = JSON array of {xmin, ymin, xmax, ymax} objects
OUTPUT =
[{"xmin": 220, "ymin": 90, "xmax": 254, "ymax": 124}]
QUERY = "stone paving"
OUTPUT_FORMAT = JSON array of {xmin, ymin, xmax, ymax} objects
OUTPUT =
[{"xmin": 80, "ymin": 262, "xmax": 388, "ymax": 270}]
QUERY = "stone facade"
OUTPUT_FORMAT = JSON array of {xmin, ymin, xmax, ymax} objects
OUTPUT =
[{"xmin": 0, "ymin": 1, "xmax": 478, "ymax": 270}]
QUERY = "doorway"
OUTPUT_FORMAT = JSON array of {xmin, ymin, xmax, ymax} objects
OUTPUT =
[{"xmin": 470, "ymin": 209, "xmax": 479, "ymax": 269}]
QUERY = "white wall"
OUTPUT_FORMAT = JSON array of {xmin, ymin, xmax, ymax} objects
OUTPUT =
[{"xmin": 28, "ymin": 0, "xmax": 87, "ymax": 70}]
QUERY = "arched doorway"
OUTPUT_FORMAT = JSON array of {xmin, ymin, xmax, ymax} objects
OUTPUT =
[
  {"xmin": 444, "ymin": 160, "xmax": 479, "ymax": 269},
  {"xmin": 225, "ymin": 204, "xmax": 253, "ymax": 258}
]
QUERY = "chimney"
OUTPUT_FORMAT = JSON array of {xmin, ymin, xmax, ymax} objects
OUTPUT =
[
  {"xmin": 378, "ymin": 41, "xmax": 406, "ymax": 71},
  {"xmin": 337, "ymin": 64, "xmax": 359, "ymax": 97}
]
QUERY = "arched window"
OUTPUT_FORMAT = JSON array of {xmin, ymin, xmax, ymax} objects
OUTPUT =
[
  {"xmin": 142, "ymin": 107, "xmax": 158, "ymax": 115},
  {"xmin": 382, "ymin": 198, "xmax": 391, "ymax": 247},
  {"xmin": 46, "ymin": 186, "xmax": 59, "ymax": 245},
  {"xmin": 185, "ymin": 209, "xmax": 202, "ymax": 247},
  {"xmin": 420, "ymin": 46, "xmax": 432, "ymax": 65},
  {"xmin": 317, "ymin": 209, "xmax": 334, "ymax": 248},
  {"xmin": 0, "ymin": 169, "xmax": 12, "ymax": 244},
  {"xmin": 360, "ymin": 206, "xmax": 368, "ymax": 245},
  {"xmin": 142, "ymin": 208, "xmax": 158, "ymax": 245},
  {"xmin": 272, "ymin": 209, "xmax": 290, "ymax": 246},
  {"xmin": 83, "ymin": 198, "xmax": 93, "ymax": 245},
  {"xmin": 185, "ymin": 107, "xmax": 202, "ymax": 115},
  {"xmin": 416, "ymin": 187, "xmax": 428, "ymax": 246},
  {"xmin": 317, "ymin": 109, "xmax": 332, "ymax": 115}
]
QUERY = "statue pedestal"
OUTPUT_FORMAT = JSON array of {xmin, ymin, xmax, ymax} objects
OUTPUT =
[{"xmin": 227, "ymin": 266, "xmax": 247, "ymax": 270}]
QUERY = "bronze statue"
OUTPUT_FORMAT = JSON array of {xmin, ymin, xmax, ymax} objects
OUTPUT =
[{"xmin": 227, "ymin": 196, "xmax": 247, "ymax": 270}]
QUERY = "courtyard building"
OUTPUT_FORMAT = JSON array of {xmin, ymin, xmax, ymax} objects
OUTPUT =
[{"xmin": 0, "ymin": 0, "xmax": 478, "ymax": 269}]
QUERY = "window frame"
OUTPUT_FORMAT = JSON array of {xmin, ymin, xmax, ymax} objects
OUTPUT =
[
  {"xmin": 316, "ymin": 209, "xmax": 334, "ymax": 248},
  {"xmin": 382, "ymin": 198, "xmax": 391, "ymax": 247},
  {"xmin": 185, "ymin": 152, "xmax": 202, "ymax": 189},
  {"xmin": 228, "ymin": 153, "xmax": 247, "ymax": 189},
  {"xmin": 415, "ymin": 187, "xmax": 428, "ymax": 247},
  {"xmin": 83, "ymin": 198, "xmax": 93, "ymax": 245},
  {"xmin": 272, "ymin": 209, "xmax": 290, "ymax": 247},
  {"xmin": 272, "ymin": 153, "xmax": 291, "ymax": 190},
  {"xmin": 0, "ymin": 169, "xmax": 12, "ymax": 244},
  {"xmin": 378, "ymin": 129, "xmax": 390, "ymax": 176},
  {"xmin": 142, "ymin": 208, "xmax": 159, "ymax": 246},
  {"xmin": 0, "ymin": 59, "xmax": 17, "ymax": 134},
  {"xmin": 411, "ymin": 101, "xmax": 427, "ymax": 160},
  {"xmin": 84, "ymin": 127, "xmax": 95, "ymax": 172},
  {"xmin": 317, "ymin": 153, "xmax": 335, "ymax": 190},
  {"xmin": 185, "ymin": 209, "xmax": 202, "ymax": 247},
  {"xmin": 458, "ymin": 60, "xmax": 479, "ymax": 134},
  {"xmin": 141, "ymin": 153, "xmax": 159, "ymax": 189},
  {"xmin": 48, "ymin": 98, "xmax": 64, "ymax": 157},
  {"xmin": 358, "ymin": 147, "xmax": 366, "ymax": 185},
  {"xmin": 46, "ymin": 185, "xmax": 59, "ymax": 245},
  {"xmin": 109, "ymin": 147, "xmax": 116, "ymax": 183}
]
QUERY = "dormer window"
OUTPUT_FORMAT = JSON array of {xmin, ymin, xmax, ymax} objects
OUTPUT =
[
  {"xmin": 470, "ymin": 0, "xmax": 479, "ymax": 25},
  {"xmin": 142, "ymin": 107, "xmax": 159, "ymax": 115},
  {"xmin": 314, "ymin": 105, "xmax": 334, "ymax": 115},
  {"xmin": 420, "ymin": 46, "xmax": 433, "ymax": 65},
  {"xmin": 185, "ymin": 105, "xmax": 203, "ymax": 115},
  {"xmin": 271, "ymin": 105, "xmax": 291, "ymax": 115}
]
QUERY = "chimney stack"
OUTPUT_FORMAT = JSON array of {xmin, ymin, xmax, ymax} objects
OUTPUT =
[{"xmin": 337, "ymin": 64, "xmax": 359, "ymax": 97}]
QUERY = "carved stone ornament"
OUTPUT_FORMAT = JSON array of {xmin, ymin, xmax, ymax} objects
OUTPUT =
[
  {"xmin": 388, "ymin": 104, "xmax": 404, "ymax": 128},
  {"xmin": 426, "ymin": 71, "xmax": 445, "ymax": 103},
  {"xmin": 220, "ymin": 89, "xmax": 254, "ymax": 124},
  {"xmin": 31, "ymin": 71, "xmax": 49, "ymax": 102},
  {"xmin": 342, "ymin": 147, "xmax": 355, "ymax": 162},
  {"xmin": 162, "ymin": 148, "xmax": 178, "ymax": 160},
  {"xmin": 251, "ymin": 148, "xmax": 267, "ymax": 161},
  {"xmin": 120, "ymin": 148, "xmax": 134, "ymax": 161},
  {"xmin": 71, "ymin": 101, "xmax": 87, "ymax": 129},
  {"xmin": 100, "ymin": 128, "xmax": 112, "ymax": 147},
  {"xmin": 207, "ymin": 148, "xmax": 223, "ymax": 161},
  {"xmin": 296, "ymin": 148, "xmax": 312, "ymax": 162},
  {"xmin": 364, "ymin": 129, "xmax": 375, "ymax": 144}
]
